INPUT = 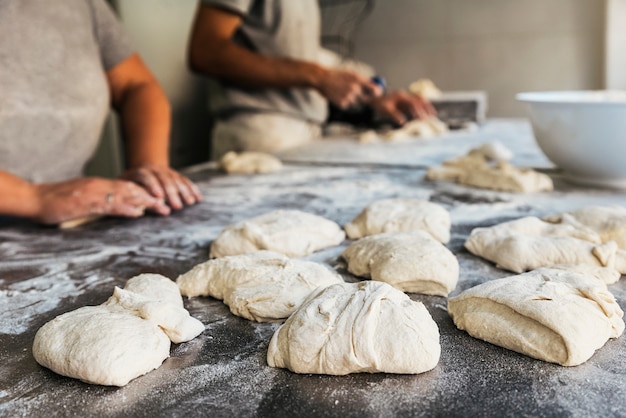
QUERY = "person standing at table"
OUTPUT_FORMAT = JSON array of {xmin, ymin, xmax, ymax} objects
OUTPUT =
[
  {"xmin": 0, "ymin": 0, "xmax": 202, "ymax": 226},
  {"xmin": 187, "ymin": 0, "xmax": 436, "ymax": 160}
]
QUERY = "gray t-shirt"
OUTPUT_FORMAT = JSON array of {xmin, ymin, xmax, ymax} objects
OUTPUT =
[
  {"xmin": 200, "ymin": 0, "xmax": 328, "ymax": 124},
  {"xmin": 0, "ymin": 0, "xmax": 134, "ymax": 183}
]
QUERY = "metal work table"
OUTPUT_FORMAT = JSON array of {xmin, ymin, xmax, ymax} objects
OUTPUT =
[{"xmin": 2, "ymin": 119, "xmax": 626, "ymax": 417}]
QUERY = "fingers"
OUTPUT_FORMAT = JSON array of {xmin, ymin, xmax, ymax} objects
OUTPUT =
[
  {"xmin": 108, "ymin": 181, "xmax": 169, "ymax": 217},
  {"xmin": 122, "ymin": 166, "xmax": 202, "ymax": 213}
]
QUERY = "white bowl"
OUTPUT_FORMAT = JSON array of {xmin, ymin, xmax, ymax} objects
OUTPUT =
[{"xmin": 517, "ymin": 90, "xmax": 626, "ymax": 188}]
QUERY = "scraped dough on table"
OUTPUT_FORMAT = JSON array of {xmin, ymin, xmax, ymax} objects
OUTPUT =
[
  {"xmin": 267, "ymin": 281, "xmax": 440, "ymax": 375},
  {"xmin": 464, "ymin": 216, "xmax": 626, "ymax": 281},
  {"xmin": 177, "ymin": 251, "xmax": 343, "ymax": 322},
  {"xmin": 32, "ymin": 274, "xmax": 204, "ymax": 386},
  {"xmin": 426, "ymin": 141, "xmax": 553, "ymax": 193},
  {"xmin": 341, "ymin": 231, "xmax": 458, "ymax": 296},
  {"xmin": 219, "ymin": 151, "xmax": 282, "ymax": 174},
  {"xmin": 448, "ymin": 268, "xmax": 624, "ymax": 366},
  {"xmin": 210, "ymin": 209, "xmax": 345, "ymax": 258},
  {"xmin": 344, "ymin": 198, "xmax": 450, "ymax": 243},
  {"xmin": 358, "ymin": 116, "xmax": 448, "ymax": 143},
  {"xmin": 544, "ymin": 205, "xmax": 626, "ymax": 250}
]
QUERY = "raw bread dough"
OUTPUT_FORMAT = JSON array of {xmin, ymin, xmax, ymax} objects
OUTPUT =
[
  {"xmin": 32, "ymin": 274, "xmax": 204, "ymax": 386},
  {"xmin": 341, "ymin": 232, "xmax": 458, "ymax": 296},
  {"xmin": 344, "ymin": 198, "xmax": 450, "ymax": 243},
  {"xmin": 464, "ymin": 216, "xmax": 626, "ymax": 277},
  {"xmin": 210, "ymin": 209, "xmax": 346, "ymax": 258},
  {"xmin": 544, "ymin": 205, "xmax": 626, "ymax": 249},
  {"xmin": 409, "ymin": 78, "xmax": 442, "ymax": 100},
  {"xmin": 357, "ymin": 116, "xmax": 448, "ymax": 143},
  {"xmin": 448, "ymin": 268, "xmax": 624, "ymax": 366},
  {"xmin": 267, "ymin": 281, "xmax": 440, "ymax": 375},
  {"xmin": 427, "ymin": 142, "xmax": 553, "ymax": 193},
  {"xmin": 219, "ymin": 151, "xmax": 282, "ymax": 174},
  {"xmin": 177, "ymin": 251, "xmax": 343, "ymax": 322}
]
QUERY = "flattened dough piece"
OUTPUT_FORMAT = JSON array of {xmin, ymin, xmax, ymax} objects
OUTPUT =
[
  {"xmin": 427, "ymin": 143, "xmax": 553, "ymax": 193},
  {"xmin": 267, "ymin": 281, "xmax": 440, "ymax": 375},
  {"xmin": 448, "ymin": 268, "xmax": 624, "ymax": 366},
  {"xmin": 210, "ymin": 210, "xmax": 346, "ymax": 258},
  {"xmin": 464, "ymin": 216, "xmax": 626, "ymax": 275},
  {"xmin": 219, "ymin": 151, "xmax": 283, "ymax": 174},
  {"xmin": 177, "ymin": 251, "xmax": 343, "ymax": 322},
  {"xmin": 32, "ymin": 274, "xmax": 204, "ymax": 386},
  {"xmin": 544, "ymin": 205, "xmax": 626, "ymax": 250},
  {"xmin": 341, "ymin": 232, "xmax": 458, "ymax": 296},
  {"xmin": 344, "ymin": 198, "xmax": 451, "ymax": 243}
]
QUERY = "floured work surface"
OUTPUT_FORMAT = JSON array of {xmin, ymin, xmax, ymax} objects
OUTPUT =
[{"xmin": 2, "ymin": 120, "xmax": 626, "ymax": 417}]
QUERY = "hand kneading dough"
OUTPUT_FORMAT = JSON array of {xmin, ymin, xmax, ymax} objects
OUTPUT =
[
  {"xmin": 210, "ymin": 209, "xmax": 346, "ymax": 258},
  {"xmin": 177, "ymin": 251, "xmax": 343, "ymax": 322},
  {"xmin": 448, "ymin": 268, "xmax": 624, "ymax": 366},
  {"xmin": 464, "ymin": 216, "xmax": 626, "ymax": 278},
  {"xmin": 219, "ymin": 151, "xmax": 282, "ymax": 174},
  {"xmin": 32, "ymin": 274, "xmax": 204, "ymax": 386},
  {"xmin": 267, "ymin": 281, "xmax": 440, "ymax": 375},
  {"xmin": 544, "ymin": 205, "xmax": 626, "ymax": 250},
  {"xmin": 341, "ymin": 232, "xmax": 458, "ymax": 296},
  {"xmin": 426, "ymin": 142, "xmax": 553, "ymax": 193},
  {"xmin": 344, "ymin": 198, "xmax": 450, "ymax": 243}
]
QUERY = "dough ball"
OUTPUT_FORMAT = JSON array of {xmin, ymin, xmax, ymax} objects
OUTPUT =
[
  {"xmin": 210, "ymin": 210, "xmax": 346, "ymax": 258},
  {"xmin": 267, "ymin": 281, "xmax": 440, "ymax": 375},
  {"xmin": 219, "ymin": 151, "xmax": 282, "ymax": 174},
  {"xmin": 408, "ymin": 78, "xmax": 442, "ymax": 100},
  {"xmin": 464, "ymin": 216, "xmax": 626, "ymax": 275},
  {"xmin": 341, "ymin": 232, "xmax": 458, "ymax": 296},
  {"xmin": 544, "ymin": 205, "xmax": 626, "ymax": 250},
  {"xmin": 177, "ymin": 251, "xmax": 344, "ymax": 322},
  {"xmin": 448, "ymin": 268, "xmax": 625, "ymax": 366},
  {"xmin": 344, "ymin": 198, "xmax": 450, "ymax": 243},
  {"xmin": 32, "ymin": 274, "xmax": 204, "ymax": 386}
]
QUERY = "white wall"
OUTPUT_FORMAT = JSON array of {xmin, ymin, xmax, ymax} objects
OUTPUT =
[
  {"xmin": 352, "ymin": 0, "xmax": 606, "ymax": 117},
  {"xmin": 606, "ymin": 0, "xmax": 626, "ymax": 89}
]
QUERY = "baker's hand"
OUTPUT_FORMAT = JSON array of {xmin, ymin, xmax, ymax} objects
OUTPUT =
[
  {"xmin": 317, "ymin": 68, "xmax": 383, "ymax": 109},
  {"xmin": 33, "ymin": 178, "xmax": 167, "ymax": 225},
  {"xmin": 121, "ymin": 164, "xmax": 202, "ymax": 212},
  {"xmin": 368, "ymin": 90, "xmax": 437, "ymax": 126}
]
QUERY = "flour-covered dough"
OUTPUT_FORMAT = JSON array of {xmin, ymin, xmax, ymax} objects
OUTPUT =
[
  {"xmin": 342, "ymin": 232, "xmax": 458, "ymax": 296},
  {"xmin": 344, "ymin": 198, "xmax": 450, "ymax": 243},
  {"xmin": 448, "ymin": 268, "xmax": 625, "ymax": 366},
  {"xmin": 358, "ymin": 116, "xmax": 448, "ymax": 143},
  {"xmin": 544, "ymin": 205, "xmax": 626, "ymax": 249},
  {"xmin": 219, "ymin": 151, "xmax": 282, "ymax": 174},
  {"xmin": 427, "ymin": 142, "xmax": 553, "ymax": 193},
  {"xmin": 464, "ymin": 216, "xmax": 626, "ymax": 277},
  {"xmin": 210, "ymin": 210, "xmax": 346, "ymax": 258},
  {"xmin": 177, "ymin": 251, "xmax": 343, "ymax": 322},
  {"xmin": 409, "ymin": 78, "xmax": 442, "ymax": 100},
  {"xmin": 32, "ymin": 274, "xmax": 204, "ymax": 386},
  {"xmin": 267, "ymin": 281, "xmax": 440, "ymax": 375}
]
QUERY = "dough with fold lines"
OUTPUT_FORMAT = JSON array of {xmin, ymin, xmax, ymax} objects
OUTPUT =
[
  {"xmin": 177, "ymin": 251, "xmax": 343, "ymax": 322},
  {"xmin": 267, "ymin": 281, "xmax": 440, "ymax": 375},
  {"xmin": 448, "ymin": 268, "xmax": 624, "ymax": 366},
  {"xmin": 32, "ymin": 274, "xmax": 204, "ymax": 386},
  {"xmin": 342, "ymin": 231, "xmax": 458, "ymax": 296}
]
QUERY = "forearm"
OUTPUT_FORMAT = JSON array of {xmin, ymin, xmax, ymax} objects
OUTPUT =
[
  {"xmin": 190, "ymin": 39, "xmax": 325, "ymax": 90},
  {"xmin": 0, "ymin": 171, "xmax": 40, "ymax": 218},
  {"xmin": 118, "ymin": 81, "xmax": 171, "ymax": 169}
]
